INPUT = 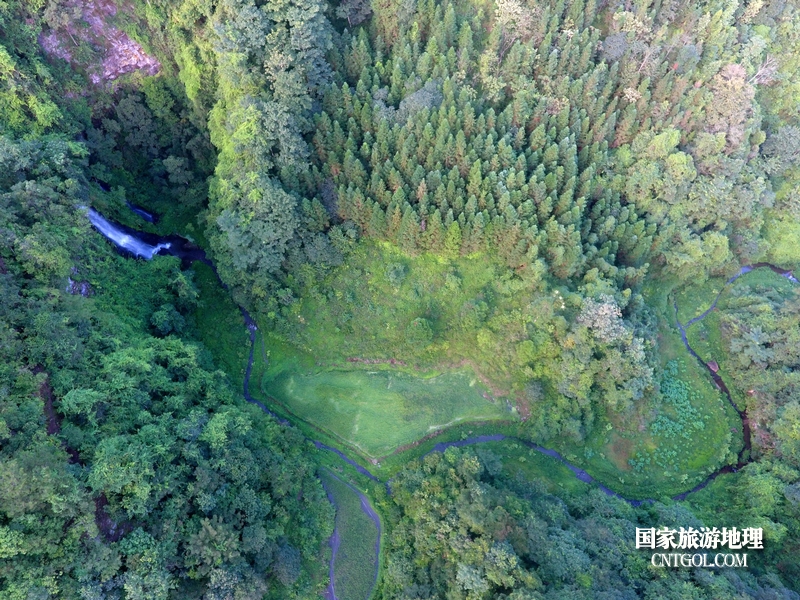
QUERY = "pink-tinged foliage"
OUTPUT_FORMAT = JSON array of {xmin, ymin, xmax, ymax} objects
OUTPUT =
[{"xmin": 39, "ymin": 0, "xmax": 159, "ymax": 83}]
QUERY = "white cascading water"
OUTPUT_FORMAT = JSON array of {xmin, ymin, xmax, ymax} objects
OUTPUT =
[{"xmin": 86, "ymin": 207, "xmax": 171, "ymax": 259}]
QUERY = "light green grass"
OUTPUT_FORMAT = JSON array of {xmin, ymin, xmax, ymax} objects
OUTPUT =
[
  {"xmin": 264, "ymin": 241, "xmax": 539, "ymax": 394},
  {"xmin": 318, "ymin": 468, "xmax": 380, "ymax": 600},
  {"xmin": 477, "ymin": 440, "xmax": 592, "ymax": 496},
  {"xmin": 259, "ymin": 333, "xmax": 510, "ymax": 457},
  {"xmin": 672, "ymin": 275, "xmax": 729, "ymax": 325}
]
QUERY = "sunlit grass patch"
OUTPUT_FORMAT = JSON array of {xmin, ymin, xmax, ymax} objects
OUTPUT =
[
  {"xmin": 264, "ymin": 241, "xmax": 538, "ymax": 394},
  {"xmin": 259, "ymin": 337, "xmax": 510, "ymax": 457}
]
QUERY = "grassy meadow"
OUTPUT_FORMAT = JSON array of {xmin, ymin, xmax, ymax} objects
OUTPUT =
[
  {"xmin": 319, "ymin": 468, "xmax": 381, "ymax": 600},
  {"xmin": 256, "ymin": 332, "xmax": 510, "ymax": 457},
  {"xmin": 186, "ymin": 241, "xmax": 757, "ymax": 502},
  {"xmin": 265, "ymin": 242, "xmax": 542, "ymax": 394}
]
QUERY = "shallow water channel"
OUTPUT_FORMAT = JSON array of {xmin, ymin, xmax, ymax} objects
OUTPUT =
[{"xmin": 87, "ymin": 205, "xmax": 797, "ymax": 599}]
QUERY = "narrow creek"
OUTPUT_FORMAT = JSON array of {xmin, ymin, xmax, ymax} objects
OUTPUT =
[
  {"xmin": 86, "ymin": 206, "xmax": 797, "ymax": 596},
  {"xmin": 319, "ymin": 469, "xmax": 382, "ymax": 600},
  {"xmin": 85, "ymin": 207, "xmax": 379, "ymax": 600}
]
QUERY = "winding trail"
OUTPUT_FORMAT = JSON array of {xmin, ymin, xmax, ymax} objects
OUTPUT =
[{"xmin": 89, "ymin": 206, "xmax": 797, "ymax": 596}]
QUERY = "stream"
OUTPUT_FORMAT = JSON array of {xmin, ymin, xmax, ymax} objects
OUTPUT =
[
  {"xmin": 86, "ymin": 205, "xmax": 797, "ymax": 596},
  {"xmin": 320, "ymin": 470, "xmax": 382, "ymax": 600},
  {"xmin": 85, "ymin": 207, "xmax": 379, "ymax": 600}
]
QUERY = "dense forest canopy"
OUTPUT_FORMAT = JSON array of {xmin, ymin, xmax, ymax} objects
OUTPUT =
[{"xmin": 0, "ymin": 0, "xmax": 799, "ymax": 596}]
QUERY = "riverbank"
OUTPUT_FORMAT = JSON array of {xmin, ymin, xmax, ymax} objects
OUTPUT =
[{"xmin": 87, "ymin": 206, "xmax": 799, "ymax": 599}]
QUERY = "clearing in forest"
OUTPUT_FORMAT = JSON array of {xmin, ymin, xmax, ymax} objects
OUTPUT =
[
  {"xmin": 257, "ymin": 333, "xmax": 509, "ymax": 457},
  {"xmin": 192, "ymin": 246, "xmax": 747, "ymax": 498},
  {"xmin": 248, "ymin": 242, "xmax": 529, "ymax": 456}
]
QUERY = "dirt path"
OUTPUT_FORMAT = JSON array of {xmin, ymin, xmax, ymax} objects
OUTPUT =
[{"xmin": 33, "ymin": 366, "xmax": 81, "ymax": 463}]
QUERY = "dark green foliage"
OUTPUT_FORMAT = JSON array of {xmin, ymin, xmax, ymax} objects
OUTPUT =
[
  {"xmin": 307, "ymin": 0, "xmax": 788, "ymax": 290},
  {"xmin": 3, "ymin": 0, "xmax": 800, "ymax": 594},
  {"xmin": 378, "ymin": 447, "xmax": 797, "ymax": 599},
  {"xmin": 0, "ymin": 134, "xmax": 333, "ymax": 597}
]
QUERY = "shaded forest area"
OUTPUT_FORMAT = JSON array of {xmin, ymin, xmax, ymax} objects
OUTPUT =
[{"xmin": 0, "ymin": 0, "xmax": 800, "ymax": 596}]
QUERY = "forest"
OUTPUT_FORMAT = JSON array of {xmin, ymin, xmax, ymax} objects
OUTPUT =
[{"xmin": 1, "ymin": 0, "xmax": 800, "ymax": 597}]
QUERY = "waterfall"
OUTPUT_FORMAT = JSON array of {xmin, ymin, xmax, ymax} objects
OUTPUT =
[{"xmin": 86, "ymin": 208, "xmax": 171, "ymax": 259}]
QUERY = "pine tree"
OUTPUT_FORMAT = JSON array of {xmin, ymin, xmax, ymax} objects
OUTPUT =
[
  {"xmin": 367, "ymin": 202, "xmax": 387, "ymax": 238},
  {"xmin": 397, "ymin": 205, "xmax": 420, "ymax": 253},
  {"xmin": 386, "ymin": 202, "xmax": 403, "ymax": 240},
  {"xmin": 443, "ymin": 221, "xmax": 462, "ymax": 259},
  {"xmin": 423, "ymin": 208, "xmax": 445, "ymax": 252}
]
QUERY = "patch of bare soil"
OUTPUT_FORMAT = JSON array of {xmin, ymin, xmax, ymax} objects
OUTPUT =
[
  {"xmin": 37, "ymin": 370, "xmax": 60, "ymax": 436},
  {"xmin": 33, "ymin": 366, "xmax": 83, "ymax": 463},
  {"xmin": 39, "ymin": 0, "xmax": 159, "ymax": 83},
  {"xmin": 32, "ymin": 366, "xmax": 59, "ymax": 437}
]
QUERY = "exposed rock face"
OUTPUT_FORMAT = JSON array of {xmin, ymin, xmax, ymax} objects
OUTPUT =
[
  {"xmin": 66, "ymin": 267, "xmax": 93, "ymax": 296},
  {"xmin": 66, "ymin": 277, "xmax": 93, "ymax": 297},
  {"xmin": 39, "ymin": 0, "xmax": 160, "ymax": 83}
]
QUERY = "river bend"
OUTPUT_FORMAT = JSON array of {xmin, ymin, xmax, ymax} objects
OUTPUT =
[{"xmin": 87, "ymin": 205, "xmax": 797, "ymax": 596}]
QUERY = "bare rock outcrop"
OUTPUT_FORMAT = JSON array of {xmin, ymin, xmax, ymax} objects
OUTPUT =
[{"xmin": 40, "ymin": 0, "xmax": 160, "ymax": 83}]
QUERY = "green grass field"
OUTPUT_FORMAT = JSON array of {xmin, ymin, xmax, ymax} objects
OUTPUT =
[
  {"xmin": 319, "ymin": 468, "xmax": 380, "ymax": 600},
  {"xmin": 672, "ymin": 275, "xmax": 729, "ymax": 325},
  {"xmin": 264, "ymin": 242, "xmax": 541, "ymax": 394},
  {"xmin": 257, "ymin": 332, "xmax": 510, "ymax": 457}
]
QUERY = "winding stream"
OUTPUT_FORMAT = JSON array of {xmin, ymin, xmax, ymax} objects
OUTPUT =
[
  {"xmin": 87, "ymin": 205, "xmax": 797, "ymax": 596},
  {"xmin": 320, "ymin": 470, "xmax": 382, "ymax": 600},
  {"xmin": 87, "ymin": 206, "xmax": 379, "ymax": 600}
]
